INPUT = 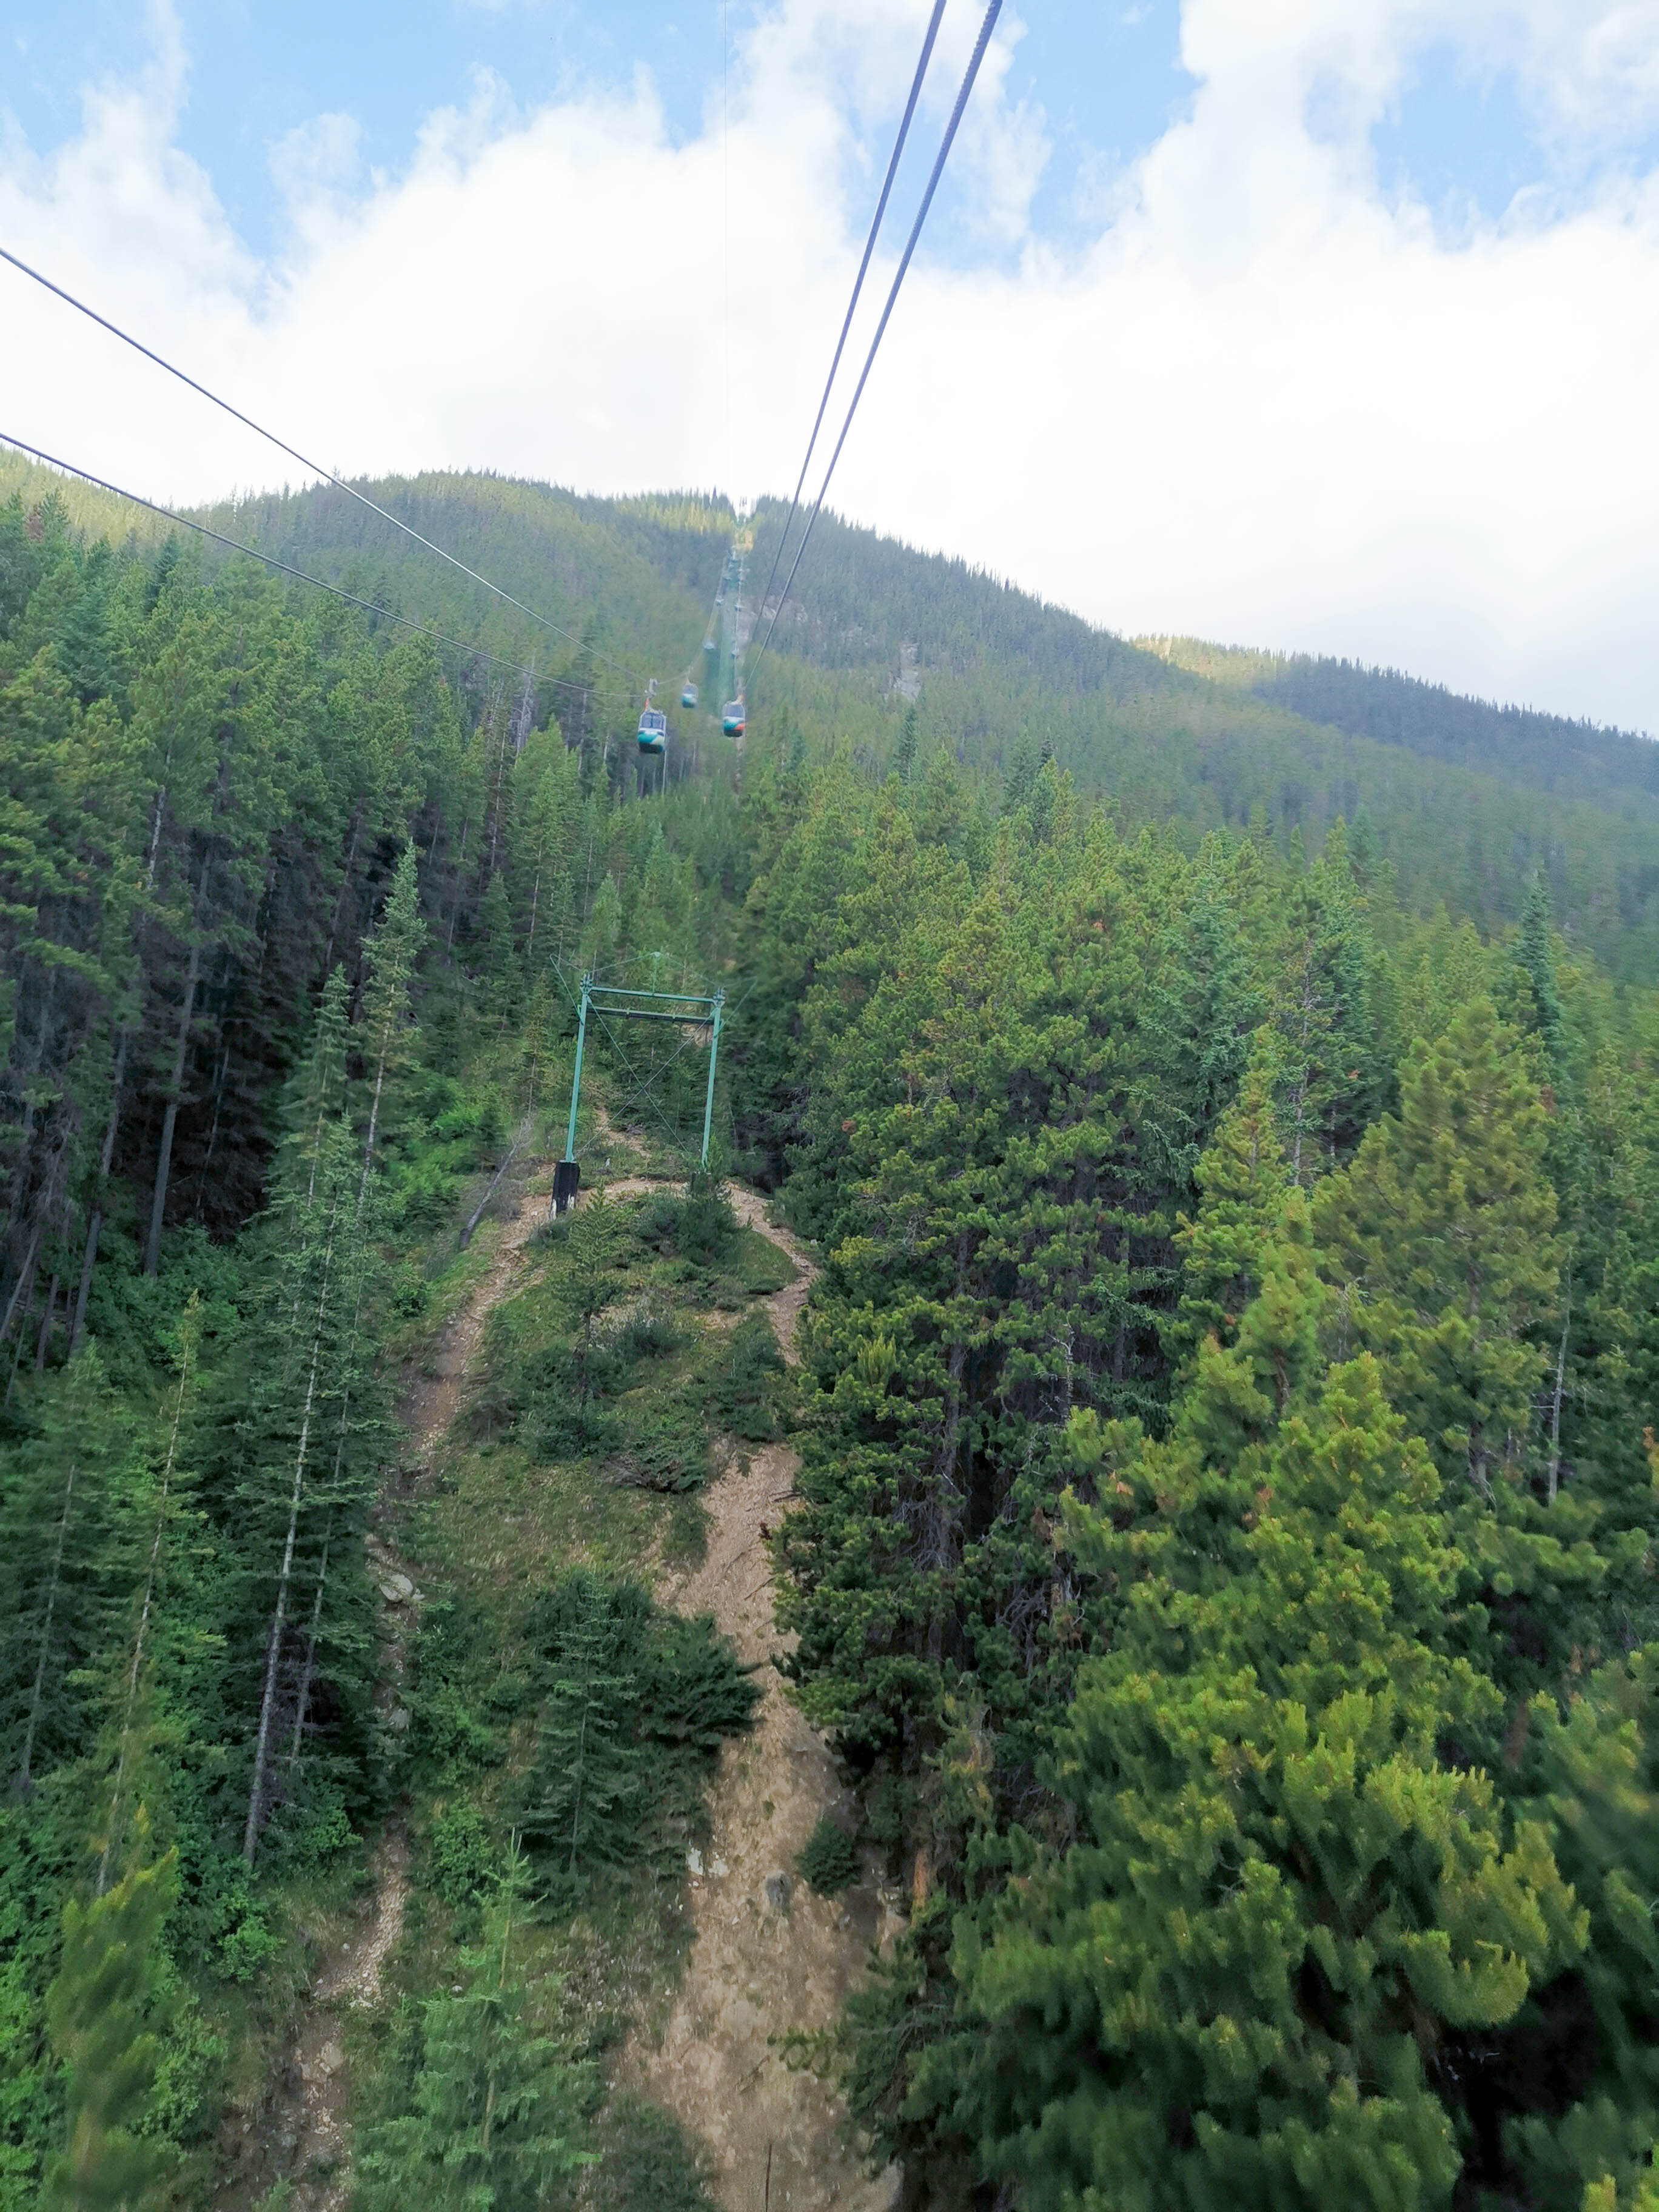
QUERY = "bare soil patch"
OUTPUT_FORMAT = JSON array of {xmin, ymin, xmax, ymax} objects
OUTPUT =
[{"xmin": 627, "ymin": 1191, "xmax": 901, "ymax": 2212}]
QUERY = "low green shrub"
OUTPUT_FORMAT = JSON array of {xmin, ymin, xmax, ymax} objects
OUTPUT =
[
  {"xmin": 426, "ymin": 1801, "xmax": 498, "ymax": 1910},
  {"xmin": 697, "ymin": 1313, "xmax": 791, "ymax": 1441},
  {"xmin": 797, "ymin": 1815, "xmax": 861, "ymax": 1897},
  {"xmin": 612, "ymin": 1403, "xmax": 711, "ymax": 1493}
]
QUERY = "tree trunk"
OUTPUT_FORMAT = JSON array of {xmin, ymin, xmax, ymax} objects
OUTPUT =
[
  {"xmin": 1547, "ymin": 1277, "xmax": 1572, "ymax": 1505},
  {"xmin": 286, "ymin": 1532, "xmax": 329, "ymax": 1774},
  {"xmin": 244, "ymin": 1212, "xmax": 338, "ymax": 1863},
  {"xmin": 192, "ymin": 1040, "xmax": 232, "ymax": 1220},
  {"xmin": 33, "ymin": 1275, "xmax": 58, "ymax": 1371},
  {"xmin": 0, "ymin": 1224, "xmax": 42, "ymax": 1348},
  {"xmin": 459, "ymin": 1131, "xmax": 523, "ymax": 1251},
  {"xmin": 17, "ymin": 1461, "xmax": 75, "ymax": 1794},
  {"xmin": 100, "ymin": 1333, "xmax": 193, "ymax": 1892},
  {"xmin": 71, "ymin": 1030, "xmax": 129, "ymax": 1356},
  {"xmin": 243, "ymin": 1332, "xmax": 323, "ymax": 1863},
  {"xmin": 322, "ymin": 806, "xmax": 363, "ymax": 976},
  {"xmin": 4, "ymin": 1247, "xmax": 41, "ymax": 1408},
  {"xmin": 145, "ymin": 929, "xmax": 204, "ymax": 1277}
]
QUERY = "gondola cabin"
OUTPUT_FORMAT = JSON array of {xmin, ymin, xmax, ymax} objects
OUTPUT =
[
  {"xmin": 637, "ymin": 708, "xmax": 668, "ymax": 755},
  {"xmin": 680, "ymin": 682, "xmax": 698, "ymax": 709},
  {"xmin": 722, "ymin": 699, "xmax": 746, "ymax": 737}
]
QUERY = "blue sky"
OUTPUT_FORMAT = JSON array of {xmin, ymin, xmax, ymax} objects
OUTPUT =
[
  {"xmin": 8, "ymin": 1, "xmax": 1606, "ymax": 259},
  {"xmin": 2, "ymin": 2, "xmax": 1210, "ymax": 259},
  {"xmin": 3, "ymin": 2, "xmax": 1659, "ymax": 729}
]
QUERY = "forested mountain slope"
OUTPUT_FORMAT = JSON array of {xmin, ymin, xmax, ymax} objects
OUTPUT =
[
  {"xmin": 7, "ymin": 449, "xmax": 1658, "ymax": 975},
  {"xmin": 1156, "ymin": 635, "xmax": 1659, "ymax": 809},
  {"xmin": 9, "ymin": 450, "xmax": 1659, "ymax": 2212},
  {"xmin": 742, "ymin": 499, "xmax": 1659, "ymax": 980}
]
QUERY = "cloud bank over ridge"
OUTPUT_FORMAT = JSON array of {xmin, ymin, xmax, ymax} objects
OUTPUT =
[{"xmin": 2, "ymin": 0, "xmax": 1657, "ymax": 728}]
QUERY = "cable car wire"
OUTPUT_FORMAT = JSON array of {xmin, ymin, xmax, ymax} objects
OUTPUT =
[
  {"xmin": 0, "ymin": 431, "xmax": 635, "ymax": 706},
  {"xmin": 751, "ymin": 0, "xmax": 948, "ymax": 637},
  {"xmin": 0, "ymin": 241, "xmax": 649, "ymax": 684},
  {"xmin": 750, "ymin": 0, "xmax": 1003, "ymax": 675}
]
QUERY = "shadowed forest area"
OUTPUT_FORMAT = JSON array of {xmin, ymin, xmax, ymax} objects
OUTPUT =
[{"xmin": 6, "ymin": 457, "xmax": 1659, "ymax": 2212}]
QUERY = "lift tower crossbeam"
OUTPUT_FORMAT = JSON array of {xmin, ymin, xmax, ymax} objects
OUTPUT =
[{"xmin": 553, "ymin": 974, "xmax": 727, "ymax": 1213}]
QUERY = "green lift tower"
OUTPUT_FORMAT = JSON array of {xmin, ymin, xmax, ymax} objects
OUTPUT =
[{"xmin": 552, "ymin": 974, "xmax": 726, "ymax": 1213}]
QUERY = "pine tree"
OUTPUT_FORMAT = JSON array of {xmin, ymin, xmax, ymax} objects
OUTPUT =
[
  {"xmin": 1272, "ymin": 833, "xmax": 1390, "ymax": 1184},
  {"xmin": 548, "ymin": 1198, "xmax": 631, "ymax": 1424},
  {"xmin": 0, "ymin": 1349, "xmax": 130, "ymax": 1794},
  {"xmin": 96, "ymin": 1295, "xmax": 201, "ymax": 1894},
  {"xmin": 954, "ymin": 1353, "xmax": 1583, "ymax": 2212},
  {"xmin": 39, "ymin": 1847, "xmax": 181, "ymax": 2212},
  {"xmin": 1170, "ymin": 1043, "xmax": 1290, "ymax": 1365},
  {"xmin": 1315, "ymin": 994, "xmax": 1560, "ymax": 1492},
  {"xmin": 241, "ymin": 1114, "xmax": 374, "ymax": 1862},
  {"xmin": 893, "ymin": 705, "xmax": 919, "ymax": 786},
  {"xmin": 515, "ymin": 1575, "xmax": 643, "ymax": 1896}
]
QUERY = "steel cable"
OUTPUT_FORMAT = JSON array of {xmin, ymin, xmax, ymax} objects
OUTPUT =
[
  {"xmin": 0, "ymin": 431, "xmax": 634, "ymax": 706},
  {"xmin": 0, "ymin": 241, "xmax": 649, "ymax": 683},
  {"xmin": 751, "ymin": 0, "xmax": 950, "ymax": 641},
  {"xmin": 750, "ymin": 0, "xmax": 1004, "ymax": 675}
]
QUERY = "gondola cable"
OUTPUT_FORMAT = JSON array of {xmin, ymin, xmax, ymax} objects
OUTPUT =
[
  {"xmin": 749, "ymin": 0, "xmax": 1004, "ymax": 676},
  {"xmin": 0, "ymin": 431, "xmax": 635, "ymax": 708},
  {"xmin": 751, "ymin": 0, "xmax": 949, "ymax": 638},
  {"xmin": 0, "ymin": 241, "xmax": 650, "ymax": 685}
]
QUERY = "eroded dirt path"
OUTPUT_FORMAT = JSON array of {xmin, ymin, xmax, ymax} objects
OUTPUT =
[
  {"xmin": 217, "ymin": 1170, "xmax": 551, "ymax": 2212},
  {"xmin": 631, "ymin": 1190, "xmax": 901, "ymax": 2212}
]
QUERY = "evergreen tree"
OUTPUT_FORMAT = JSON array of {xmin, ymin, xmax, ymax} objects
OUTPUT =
[
  {"xmin": 240, "ymin": 1113, "xmax": 377, "ymax": 1863},
  {"xmin": 39, "ymin": 1847, "xmax": 181, "ymax": 2212},
  {"xmin": 1516, "ymin": 870, "xmax": 1567, "ymax": 1073},
  {"xmin": 357, "ymin": 843, "xmax": 424, "ymax": 1193},
  {"xmin": 893, "ymin": 705, "xmax": 919, "ymax": 786},
  {"xmin": 355, "ymin": 1848, "xmax": 591, "ymax": 2212},
  {"xmin": 1272, "ymin": 831, "xmax": 1390, "ymax": 1184},
  {"xmin": 0, "ymin": 1349, "xmax": 130, "ymax": 1794},
  {"xmin": 96, "ymin": 1295, "xmax": 202, "ymax": 1894},
  {"xmin": 515, "ymin": 1575, "xmax": 643, "ymax": 1895},
  {"xmin": 1315, "ymin": 995, "xmax": 1561, "ymax": 1493},
  {"xmin": 1169, "ymin": 1042, "xmax": 1290, "ymax": 1366},
  {"xmin": 954, "ymin": 1352, "xmax": 1581, "ymax": 2212}
]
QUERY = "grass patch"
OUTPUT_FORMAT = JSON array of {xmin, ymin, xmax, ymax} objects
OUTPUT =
[{"xmin": 731, "ymin": 1225, "xmax": 797, "ymax": 1296}]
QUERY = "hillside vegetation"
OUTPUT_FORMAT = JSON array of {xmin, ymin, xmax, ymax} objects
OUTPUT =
[{"xmin": 5, "ymin": 457, "xmax": 1659, "ymax": 2212}]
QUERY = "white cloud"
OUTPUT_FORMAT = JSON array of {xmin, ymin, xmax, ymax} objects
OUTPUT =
[{"xmin": 1, "ymin": 0, "xmax": 1657, "ymax": 727}]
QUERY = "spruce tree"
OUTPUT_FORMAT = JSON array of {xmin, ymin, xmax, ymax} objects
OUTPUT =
[
  {"xmin": 0, "ymin": 1349, "xmax": 130, "ymax": 1794},
  {"xmin": 356, "ymin": 842, "xmax": 424, "ymax": 1192},
  {"xmin": 1169, "ymin": 1043, "xmax": 1290, "ymax": 1366},
  {"xmin": 515, "ymin": 1575, "xmax": 642, "ymax": 1897}
]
